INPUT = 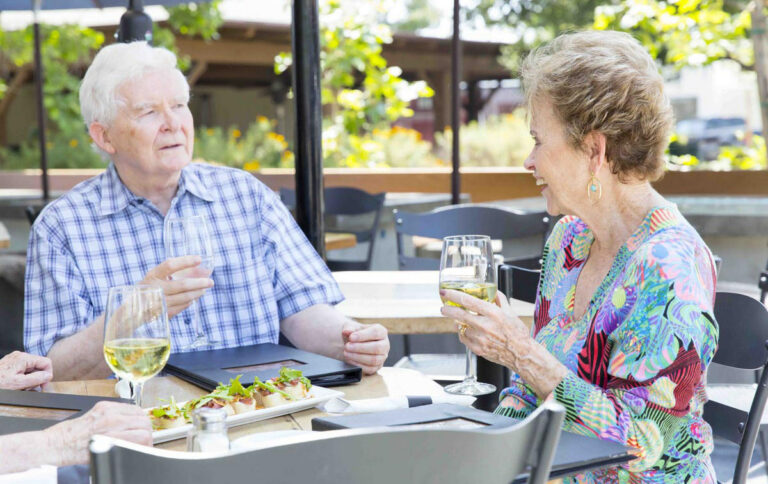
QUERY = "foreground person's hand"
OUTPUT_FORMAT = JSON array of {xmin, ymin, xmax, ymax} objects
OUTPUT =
[
  {"xmin": 140, "ymin": 256, "xmax": 214, "ymax": 318},
  {"xmin": 440, "ymin": 289, "xmax": 529, "ymax": 367},
  {"xmin": 0, "ymin": 351, "xmax": 53, "ymax": 391},
  {"xmin": 341, "ymin": 321, "xmax": 390, "ymax": 375},
  {"xmin": 45, "ymin": 401, "xmax": 153, "ymax": 466}
]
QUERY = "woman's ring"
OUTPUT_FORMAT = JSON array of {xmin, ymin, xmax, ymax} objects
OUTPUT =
[{"xmin": 459, "ymin": 324, "xmax": 468, "ymax": 337}]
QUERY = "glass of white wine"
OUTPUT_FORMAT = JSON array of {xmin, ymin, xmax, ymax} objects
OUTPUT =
[
  {"xmin": 165, "ymin": 214, "xmax": 217, "ymax": 349},
  {"xmin": 103, "ymin": 285, "xmax": 171, "ymax": 407},
  {"xmin": 439, "ymin": 235, "xmax": 497, "ymax": 396}
]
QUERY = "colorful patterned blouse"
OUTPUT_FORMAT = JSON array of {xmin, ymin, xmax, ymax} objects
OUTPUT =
[{"xmin": 495, "ymin": 206, "xmax": 719, "ymax": 483}]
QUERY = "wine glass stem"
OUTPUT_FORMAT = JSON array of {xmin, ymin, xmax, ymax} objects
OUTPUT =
[
  {"xmin": 132, "ymin": 381, "xmax": 144, "ymax": 407},
  {"xmin": 465, "ymin": 346, "xmax": 477, "ymax": 382},
  {"xmin": 191, "ymin": 300, "xmax": 203, "ymax": 340}
]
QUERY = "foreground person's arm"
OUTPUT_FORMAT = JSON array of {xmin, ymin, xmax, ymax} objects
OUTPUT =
[
  {"xmin": 281, "ymin": 304, "xmax": 390, "ymax": 375},
  {"xmin": 0, "ymin": 401, "xmax": 151, "ymax": 474},
  {"xmin": 46, "ymin": 257, "xmax": 213, "ymax": 380}
]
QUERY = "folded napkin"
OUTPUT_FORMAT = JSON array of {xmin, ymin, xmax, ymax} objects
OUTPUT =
[{"xmin": 322, "ymin": 393, "xmax": 476, "ymax": 414}]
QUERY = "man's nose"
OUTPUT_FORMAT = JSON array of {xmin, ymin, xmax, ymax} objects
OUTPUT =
[{"xmin": 161, "ymin": 106, "xmax": 182, "ymax": 131}]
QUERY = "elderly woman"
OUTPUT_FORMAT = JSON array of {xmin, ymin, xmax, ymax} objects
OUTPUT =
[{"xmin": 441, "ymin": 30, "xmax": 718, "ymax": 482}]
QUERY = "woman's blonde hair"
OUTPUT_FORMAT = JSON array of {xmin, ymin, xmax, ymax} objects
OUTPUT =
[{"xmin": 521, "ymin": 30, "xmax": 673, "ymax": 181}]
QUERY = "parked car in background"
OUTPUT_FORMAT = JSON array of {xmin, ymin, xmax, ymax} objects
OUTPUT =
[{"xmin": 671, "ymin": 117, "xmax": 748, "ymax": 160}]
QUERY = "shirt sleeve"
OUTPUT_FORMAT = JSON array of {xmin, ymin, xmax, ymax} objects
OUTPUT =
[
  {"xmin": 257, "ymin": 186, "xmax": 345, "ymax": 321},
  {"xmin": 24, "ymin": 223, "xmax": 94, "ymax": 357},
  {"xmin": 550, "ymin": 239, "xmax": 719, "ymax": 472}
]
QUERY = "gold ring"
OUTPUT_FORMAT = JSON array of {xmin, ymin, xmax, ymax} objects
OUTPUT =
[{"xmin": 459, "ymin": 324, "xmax": 468, "ymax": 338}]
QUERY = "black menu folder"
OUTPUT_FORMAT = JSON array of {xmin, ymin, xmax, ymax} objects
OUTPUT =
[
  {"xmin": 165, "ymin": 343, "xmax": 362, "ymax": 391},
  {"xmin": 0, "ymin": 389, "xmax": 130, "ymax": 436}
]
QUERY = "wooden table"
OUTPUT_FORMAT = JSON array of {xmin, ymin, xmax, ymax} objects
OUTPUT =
[
  {"xmin": 45, "ymin": 367, "xmax": 446, "ymax": 452},
  {"xmin": 40, "ymin": 368, "xmax": 632, "ymax": 480},
  {"xmin": 325, "ymin": 232, "xmax": 356, "ymax": 251},
  {"xmin": 0, "ymin": 221, "xmax": 9, "ymax": 249},
  {"xmin": 333, "ymin": 270, "xmax": 535, "ymax": 334}
]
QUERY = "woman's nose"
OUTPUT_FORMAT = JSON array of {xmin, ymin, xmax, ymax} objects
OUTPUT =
[{"xmin": 523, "ymin": 153, "xmax": 535, "ymax": 171}]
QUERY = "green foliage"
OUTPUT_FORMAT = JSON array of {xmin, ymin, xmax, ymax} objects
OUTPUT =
[
  {"xmin": 390, "ymin": 0, "xmax": 443, "ymax": 32},
  {"xmin": 667, "ymin": 133, "xmax": 767, "ymax": 170},
  {"xmin": 0, "ymin": 2, "xmax": 222, "ymax": 170},
  {"xmin": 323, "ymin": 125, "xmax": 437, "ymax": 168},
  {"xmin": 466, "ymin": 0, "xmax": 606, "ymax": 72},
  {"xmin": 275, "ymin": 0, "xmax": 433, "ymax": 137},
  {"xmin": 194, "ymin": 117, "xmax": 294, "ymax": 171},
  {"xmin": 434, "ymin": 112, "xmax": 533, "ymax": 167},
  {"xmin": 594, "ymin": 0, "xmax": 753, "ymax": 70}
]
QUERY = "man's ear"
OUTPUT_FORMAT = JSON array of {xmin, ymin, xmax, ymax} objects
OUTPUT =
[
  {"xmin": 584, "ymin": 131, "xmax": 607, "ymax": 174},
  {"xmin": 88, "ymin": 122, "xmax": 116, "ymax": 155}
]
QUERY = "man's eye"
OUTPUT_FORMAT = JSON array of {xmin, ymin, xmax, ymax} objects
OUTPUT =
[{"xmin": 142, "ymin": 110, "xmax": 155, "ymax": 117}]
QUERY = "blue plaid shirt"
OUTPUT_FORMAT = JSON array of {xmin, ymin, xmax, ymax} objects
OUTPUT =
[{"xmin": 24, "ymin": 163, "xmax": 343, "ymax": 356}]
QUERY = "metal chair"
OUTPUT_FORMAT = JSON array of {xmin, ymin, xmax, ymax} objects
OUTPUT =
[
  {"xmin": 704, "ymin": 292, "xmax": 768, "ymax": 484},
  {"xmin": 90, "ymin": 401, "xmax": 565, "ymax": 484},
  {"xmin": 280, "ymin": 187, "xmax": 386, "ymax": 271},
  {"xmin": 392, "ymin": 205, "xmax": 549, "ymax": 381},
  {"xmin": 0, "ymin": 253, "xmax": 26, "ymax": 356},
  {"xmin": 759, "ymin": 259, "xmax": 767, "ymax": 304},
  {"xmin": 394, "ymin": 204, "xmax": 550, "ymax": 270}
]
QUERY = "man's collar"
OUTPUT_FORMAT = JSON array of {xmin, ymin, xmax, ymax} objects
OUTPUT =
[
  {"xmin": 178, "ymin": 164, "xmax": 215, "ymax": 203},
  {"xmin": 99, "ymin": 163, "xmax": 137, "ymax": 216},
  {"xmin": 99, "ymin": 163, "xmax": 215, "ymax": 216}
]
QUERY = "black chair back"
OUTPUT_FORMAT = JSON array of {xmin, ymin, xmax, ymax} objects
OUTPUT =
[
  {"xmin": 0, "ymin": 254, "xmax": 27, "ymax": 356},
  {"xmin": 704, "ymin": 292, "xmax": 768, "ymax": 484},
  {"xmin": 394, "ymin": 205, "xmax": 550, "ymax": 270},
  {"xmin": 280, "ymin": 187, "xmax": 386, "ymax": 271}
]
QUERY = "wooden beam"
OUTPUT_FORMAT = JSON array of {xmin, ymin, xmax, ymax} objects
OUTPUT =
[
  {"xmin": 186, "ymin": 61, "xmax": 208, "ymax": 87},
  {"xmin": 175, "ymin": 38, "xmax": 284, "ymax": 65}
]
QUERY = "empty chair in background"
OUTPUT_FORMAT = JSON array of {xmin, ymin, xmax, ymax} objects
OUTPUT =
[{"xmin": 280, "ymin": 187, "xmax": 386, "ymax": 271}]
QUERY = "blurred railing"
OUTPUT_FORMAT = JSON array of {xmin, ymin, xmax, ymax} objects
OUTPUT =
[{"xmin": 1, "ymin": 167, "xmax": 767, "ymax": 202}]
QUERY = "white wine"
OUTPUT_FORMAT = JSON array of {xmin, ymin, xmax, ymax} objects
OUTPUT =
[
  {"xmin": 104, "ymin": 338, "xmax": 171, "ymax": 382},
  {"xmin": 440, "ymin": 281, "xmax": 497, "ymax": 309}
]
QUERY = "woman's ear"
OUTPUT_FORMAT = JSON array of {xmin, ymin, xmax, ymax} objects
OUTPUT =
[
  {"xmin": 88, "ymin": 122, "xmax": 116, "ymax": 155},
  {"xmin": 584, "ymin": 131, "xmax": 607, "ymax": 174}
]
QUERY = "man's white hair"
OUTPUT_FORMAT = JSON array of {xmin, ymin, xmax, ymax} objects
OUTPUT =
[{"xmin": 79, "ymin": 41, "xmax": 188, "ymax": 128}]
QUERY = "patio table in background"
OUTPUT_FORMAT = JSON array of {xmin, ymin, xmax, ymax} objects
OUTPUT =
[
  {"xmin": 325, "ymin": 232, "xmax": 356, "ymax": 251},
  {"xmin": 0, "ymin": 222, "xmax": 9, "ymax": 249},
  {"xmin": 332, "ymin": 270, "xmax": 535, "ymax": 334}
]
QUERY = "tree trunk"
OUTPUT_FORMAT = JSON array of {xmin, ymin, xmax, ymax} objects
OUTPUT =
[
  {"xmin": 751, "ymin": 0, "xmax": 768, "ymax": 158},
  {"xmin": 0, "ymin": 64, "xmax": 33, "ymax": 146}
]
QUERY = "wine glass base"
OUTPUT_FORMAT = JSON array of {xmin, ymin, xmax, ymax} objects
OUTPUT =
[
  {"xmin": 183, "ymin": 337, "xmax": 219, "ymax": 350},
  {"xmin": 444, "ymin": 379, "xmax": 496, "ymax": 396}
]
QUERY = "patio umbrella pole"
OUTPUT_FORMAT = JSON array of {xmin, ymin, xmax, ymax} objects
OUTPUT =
[
  {"xmin": 291, "ymin": 0, "xmax": 325, "ymax": 257},
  {"xmin": 450, "ymin": 0, "xmax": 461, "ymax": 205},
  {"xmin": 32, "ymin": 1, "xmax": 50, "ymax": 202}
]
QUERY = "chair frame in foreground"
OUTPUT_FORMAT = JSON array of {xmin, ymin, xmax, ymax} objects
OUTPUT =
[{"xmin": 91, "ymin": 401, "xmax": 565, "ymax": 484}]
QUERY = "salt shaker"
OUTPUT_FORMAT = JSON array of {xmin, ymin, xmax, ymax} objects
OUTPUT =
[{"xmin": 186, "ymin": 407, "xmax": 230, "ymax": 452}]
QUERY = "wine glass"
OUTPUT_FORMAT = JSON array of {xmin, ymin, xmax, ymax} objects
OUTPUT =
[
  {"xmin": 164, "ymin": 214, "xmax": 217, "ymax": 349},
  {"xmin": 439, "ymin": 235, "xmax": 497, "ymax": 396},
  {"xmin": 103, "ymin": 285, "xmax": 171, "ymax": 407}
]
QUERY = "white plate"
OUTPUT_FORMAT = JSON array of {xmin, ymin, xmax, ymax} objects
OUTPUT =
[{"xmin": 152, "ymin": 385, "xmax": 344, "ymax": 444}]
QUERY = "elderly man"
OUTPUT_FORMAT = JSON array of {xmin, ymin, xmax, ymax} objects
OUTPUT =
[
  {"xmin": 24, "ymin": 42, "xmax": 389, "ymax": 380},
  {"xmin": 0, "ymin": 351, "xmax": 151, "ymax": 474}
]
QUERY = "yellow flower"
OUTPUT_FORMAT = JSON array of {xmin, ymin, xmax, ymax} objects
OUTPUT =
[
  {"xmin": 206, "ymin": 128, "xmax": 214, "ymax": 136},
  {"xmin": 232, "ymin": 129, "xmax": 242, "ymax": 139},
  {"xmin": 282, "ymin": 150, "xmax": 293, "ymax": 160},
  {"xmin": 267, "ymin": 132, "xmax": 286, "ymax": 143},
  {"xmin": 69, "ymin": 139, "xmax": 78, "ymax": 148},
  {"xmin": 243, "ymin": 160, "xmax": 261, "ymax": 171},
  {"xmin": 257, "ymin": 116, "xmax": 268, "ymax": 123},
  {"xmin": 46, "ymin": 142, "xmax": 53, "ymax": 150}
]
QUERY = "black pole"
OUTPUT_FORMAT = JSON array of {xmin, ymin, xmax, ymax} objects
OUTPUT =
[
  {"xmin": 291, "ymin": 0, "xmax": 325, "ymax": 256},
  {"xmin": 32, "ymin": 17, "xmax": 50, "ymax": 202},
  {"xmin": 450, "ymin": 0, "xmax": 461, "ymax": 205}
]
